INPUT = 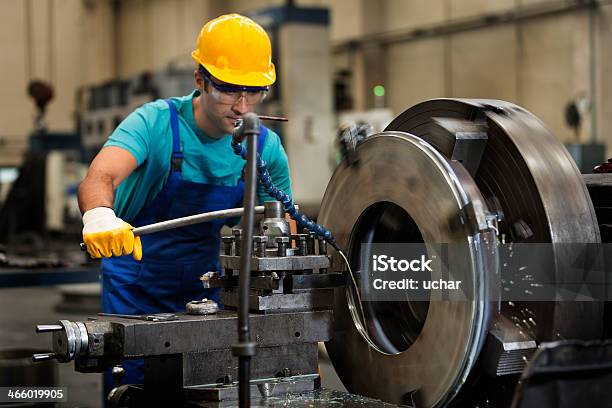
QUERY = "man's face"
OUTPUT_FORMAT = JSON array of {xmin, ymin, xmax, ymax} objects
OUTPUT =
[{"xmin": 195, "ymin": 71, "xmax": 263, "ymax": 136}]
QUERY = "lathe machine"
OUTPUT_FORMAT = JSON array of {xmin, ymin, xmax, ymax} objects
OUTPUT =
[{"xmin": 33, "ymin": 99, "xmax": 612, "ymax": 407}]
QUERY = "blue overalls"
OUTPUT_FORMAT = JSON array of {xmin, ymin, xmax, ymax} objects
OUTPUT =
[{"xmin": 100, "ymin": 99, "xmax": 267, "ymax": 392}]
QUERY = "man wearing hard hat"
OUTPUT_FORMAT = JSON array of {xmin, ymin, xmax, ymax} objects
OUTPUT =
[{"xmin": 77, "ymin": 14, "xmax": 291, "ymax": 388}]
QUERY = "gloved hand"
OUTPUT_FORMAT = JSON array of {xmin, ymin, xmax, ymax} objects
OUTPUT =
[{"xmin": 82, "ymin": 207, "xmax": 142, "ymax": 260}]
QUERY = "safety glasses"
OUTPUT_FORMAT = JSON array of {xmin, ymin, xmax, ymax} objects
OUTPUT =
[{"xmin": 202, "ymin": 71, "xmax": 269, "ymax": 105}]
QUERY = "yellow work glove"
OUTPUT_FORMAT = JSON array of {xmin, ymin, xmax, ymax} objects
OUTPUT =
[{"xmin": 82, "ymin": 207, "xmax": 142, "ymax": 260}]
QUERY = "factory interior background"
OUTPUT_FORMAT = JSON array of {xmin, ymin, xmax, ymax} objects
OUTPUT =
[{"xmin": 2, "ymin": 0, "xmax": 612, "ymax": 407}]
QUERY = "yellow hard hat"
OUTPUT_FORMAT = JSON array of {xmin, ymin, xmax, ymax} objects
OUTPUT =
[{"xmin": 191, "ymin": 14, "xmax": 276, "ymax": 87}]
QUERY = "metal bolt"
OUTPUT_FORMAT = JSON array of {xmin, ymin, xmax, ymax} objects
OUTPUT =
[
  {"xmin": 276, "ymin": 367, "xmax": 291, "ymax": 378},
  {"xmin": 222, "ymin": 236, "xmax": 234, "ymax": 256},
  {"xmin": 318, "ymin": 237, "xmax": 327, "ymax": 255},
  {"xmin": 253, "ymin": 236, "xmax": 268, "ymax": 258},
  {"xmin": 232, "ymin": 228, "xmax": 242, "ymax": 256},
  {"xmin": 276, "ymin": 236, "xmax": 289, "ymax": 257},
  {"xmin": 304, "ymin": 228, "xmax": 316, "ymax": 255},
  {"xmin": 292, "ymin": 234, "xmax": 308, "ymax": 256}
]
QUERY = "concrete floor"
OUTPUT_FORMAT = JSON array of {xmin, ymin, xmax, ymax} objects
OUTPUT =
[{"xmin": 0, "ymin": 285, "xmax": 346, "ymax": 407}]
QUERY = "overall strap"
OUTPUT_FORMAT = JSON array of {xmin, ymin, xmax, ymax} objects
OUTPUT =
[
  {"xmin": 257, "ymin": 125, "xmax": 268, "ymax": 155},
  {"xmin": 166, "ymin": 98, "xmax": 183, "ymax": 173},
  {"xmin": 146, "ymin": 98, "xmax": 183, "ymax": 222}
]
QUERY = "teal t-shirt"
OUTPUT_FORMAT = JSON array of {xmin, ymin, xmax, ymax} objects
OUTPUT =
[{"xmin": 104, "ymin": 90, "xmax": 292, "ymax": 222}]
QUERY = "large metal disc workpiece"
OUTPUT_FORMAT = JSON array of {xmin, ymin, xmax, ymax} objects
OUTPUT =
[{"xmin": 319, "ymin": 99, "xmax": 602, "ymax": 407}]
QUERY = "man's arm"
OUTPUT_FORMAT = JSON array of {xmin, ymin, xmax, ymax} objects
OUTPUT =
[
  {"xmin": 78, "ymin": 146, "xmax": 138, "ymax": 213},
  {"xmin": 79, "ymin": 146, "xmax": 142, "ymax": 260}
]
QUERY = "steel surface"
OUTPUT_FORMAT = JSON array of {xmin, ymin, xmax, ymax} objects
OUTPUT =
[
  {"xmin": 387, "ymin": 99, "xmax": 602, "ymax": 341},
  {"xmin": 320, "ymin": 99, "xmax": 602, "ymax": 407},
  {"xmin": 319, "ymin": 130, "xmax": 495, "ymax": 407}
]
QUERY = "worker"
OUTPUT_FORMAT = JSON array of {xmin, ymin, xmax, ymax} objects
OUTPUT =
[{"xmin": 77, "ymin": 14, "xmax": 291, "ymax": 391}]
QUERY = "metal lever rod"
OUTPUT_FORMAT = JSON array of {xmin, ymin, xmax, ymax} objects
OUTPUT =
[
  {"xmin": 81, "ymin": 206, "xmax": 265, "ymax": 251},
  {"xmin": 258, "ymin": 115, "xmax": 288, "ymax": 122},
  {"xmin": 32, "ymin": 353, "xmax": 59, "ymax": 362},
  {"xmin": 132, "ymin": 206, "xmax": 264, "ymax": 236},
  {"xmin": 36, "ymin": 324, "xmax": 63, "ymax": 333}
]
